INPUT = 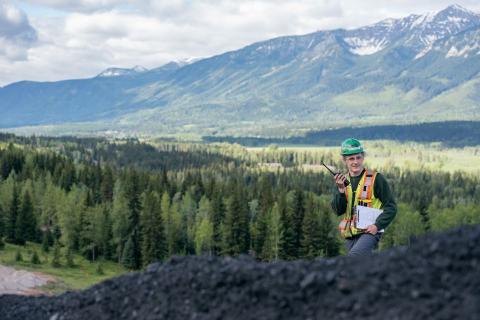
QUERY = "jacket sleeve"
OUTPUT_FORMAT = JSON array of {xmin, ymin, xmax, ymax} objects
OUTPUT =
[
  {"xmin": 331, "ymin": 187, "xmax": 347, "ymax": 216},
  {"xmin": 373, "ymin": 173, "xmax": 397, "ymax": 230}
]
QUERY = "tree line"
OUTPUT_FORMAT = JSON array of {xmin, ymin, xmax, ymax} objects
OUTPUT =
[
  {"xmin": 0, "ymin": 136, "xmax": 479, "ymax": 270},
  {"xmin": 203, "ymin": 121, "xmax": 480, "ymax": 147}
]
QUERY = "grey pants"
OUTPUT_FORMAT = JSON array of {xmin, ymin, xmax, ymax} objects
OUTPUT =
[{"xmin": 345, "ymin": 233, "xmax": 382, "ymax": 257}]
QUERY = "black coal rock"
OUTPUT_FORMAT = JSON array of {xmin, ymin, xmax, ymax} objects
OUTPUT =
[{"xmin": 2, "ymin": 225, "xmax": 480, "ymax": 320}]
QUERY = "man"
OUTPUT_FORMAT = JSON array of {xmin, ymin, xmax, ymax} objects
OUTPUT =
[{"xmin": 331, "ymin": 138, "xmax": 397, "ymax": 256}]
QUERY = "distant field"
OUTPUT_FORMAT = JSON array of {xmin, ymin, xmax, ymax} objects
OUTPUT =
[{"xmin": 247, "ymin": 140, "xmax": 480, "ymax": 173}]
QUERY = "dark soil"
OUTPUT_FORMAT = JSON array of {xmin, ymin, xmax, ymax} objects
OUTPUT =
[{"xmin": 1, "ymin": 225, "xmax": 479, "ymax": 320}]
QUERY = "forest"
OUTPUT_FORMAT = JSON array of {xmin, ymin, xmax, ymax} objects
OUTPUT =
[
  {"xmin": 0, "ymin": 133, "xmax": 479, "ymax": 270},
  {"xmin": 203, "ymin": 121, "xmax": 480, "ymax": 147}
]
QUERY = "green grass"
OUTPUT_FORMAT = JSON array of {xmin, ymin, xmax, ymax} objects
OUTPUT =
[
  {"xmin": 0, "ymin": 242, "xmax": 128, "ymax": 294},
  {"xmin": 247, "ymin": 140, "xmax": 480, "ymax": 174}
]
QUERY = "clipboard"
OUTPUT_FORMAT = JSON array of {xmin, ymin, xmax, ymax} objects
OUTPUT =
[{"xmin": 355, "ymin": 206, "xmax": 383, "ymax": 230}]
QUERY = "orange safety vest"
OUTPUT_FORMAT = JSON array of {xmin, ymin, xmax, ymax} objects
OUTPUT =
[{"xmin": 338, "ymin": 169, "xmax": 383, "ymax": 238}]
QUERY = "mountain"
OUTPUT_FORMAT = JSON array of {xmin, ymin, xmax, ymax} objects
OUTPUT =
[
  {"xmin": 96, "ymin": 66, "xmax": 148, "ymax": 77},
  {"xmin": 1, "ymin": 4, "xmax": 480, "ymax": 137}
]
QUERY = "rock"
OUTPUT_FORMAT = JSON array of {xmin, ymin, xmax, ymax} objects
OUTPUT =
[{"xmin": 1, "ymin": 225, "xmax": 480, "ymax": 320}]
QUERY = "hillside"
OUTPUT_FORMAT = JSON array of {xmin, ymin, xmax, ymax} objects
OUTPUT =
[
  {"xmin": 1, "ymin": 5, "xmax": 480, "ymax": 136},
  {"xmin": 1, "ymin": 224, "xmax": 479, "ymax": 319}
]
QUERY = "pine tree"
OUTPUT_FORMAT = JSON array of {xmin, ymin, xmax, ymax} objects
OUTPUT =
[
  {"xmin": 210, "ymin": 191, "xmax": 225, "ymax": 255},
  {"xmin": 31, "ymin": 250, "xmax": 41, "ymax": 264},
  {"xmin": 51, "ymin": 240, "xmax": 61, "ymax": 268},
  {"xmin": 181, "ymin": 190, "xmax": 197, "ymax": 254},
  {"xmin": 160, "ymin": 191, "xmax": 175, "ymax": 256},
  {"xmin": 141, "ymin": 191, "xmax": 166, "ymax": 266},
  {"xmin": 42, "ymin": 229, "xmax": 52, "ymax": 253},
  {"xmin": 65, "ymin": 246, "xmax": 75, "ymax": 267},
  {"xmin": 262, "ymin": 203, "xmax": 281, "ymax": 261},
  {"xmin": 15, "ymin": 188, "xmax": 36, "ymax": 245},
  {"xmin": 15, "ymin": 250, "xmax": 23, "ymax": 262},
  {"xmin": 279, "ymin": 192, "xmax": 297, "ymax": 260},
  {"xmin": 318, "ymin": 198, "xmax": 340, "ymax": 257},
  {"xmin": 0, "ymin": 203, "xmax": 5, "ymax": 249},
  {"xmin": 222, "ymin": 184, "xmax": 250, "ymax": 256},
  {"xmin": 254, "ymin": 175, "xmax": 274, "ymax": 258},
  {"xmin": 121, "ymin": 230, "xmax": 141, "ymax": 269},
  {"xmin": 96, "ymin": 263, "xmax": 105, "ymax": 275},
  {"xmin": 112, "ymin": 180, "xmax": 129, "ymax": 263},
  {"xmin": 301, "ymin": 195, "xmax": 323, "ymax": 259},
  {"xmin": 292, "ymin": 190, "xmax": 305, "ymax": 255},
  {"xmin": 99, "ymin": 205, "xmax": 113, "ymax": 260},
  {"xmin": 6, "ymin": 182, "xmax": 19, "ymax": 243},
  {"xmin": 100, "ymin": 166, "xmax": 114, "ymax": 202},
  {"xmin": 123, "ymin": 171, "xmax": 142, "ymax": 268}
]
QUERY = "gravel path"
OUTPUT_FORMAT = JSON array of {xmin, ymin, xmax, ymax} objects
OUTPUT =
[
  {"xmin": 1, "ymin": 224, "xmax": 479, "ymax": 319},
  {"xmin": 0, "ymin": 265, "xmax": 55, "ymax": 295}
]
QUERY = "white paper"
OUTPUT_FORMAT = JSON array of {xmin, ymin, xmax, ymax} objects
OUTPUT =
[{"xmin": 355, "ymin": 206, "xmax": 383, "ymax": 229}]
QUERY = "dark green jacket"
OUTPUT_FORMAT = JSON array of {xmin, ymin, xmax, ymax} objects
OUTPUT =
[{"xmin": 331, "ymin": 169, "xmax": 397, "ymax": 231}]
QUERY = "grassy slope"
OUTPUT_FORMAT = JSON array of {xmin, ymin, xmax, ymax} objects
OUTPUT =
[{"xmin": 0, "ymin": 242, "xmax": 127, "ymax": 294}]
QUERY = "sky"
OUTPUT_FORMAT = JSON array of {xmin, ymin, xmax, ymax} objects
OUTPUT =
[{"xmin": 1, "ymin": 0, "xmax": 480, "ymax": 86}]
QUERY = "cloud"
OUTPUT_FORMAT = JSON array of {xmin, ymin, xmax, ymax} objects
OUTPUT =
[
  {"xmin": 1, "ymin": 0, "xmax": 480, "ymax": 86},
  {"xmin": 0, "ymin": 0, "xmax": 37, "ymax": 60},
  {"xmin": 22, "ymin": 0, "xmax": 133, "ymax": 13}
]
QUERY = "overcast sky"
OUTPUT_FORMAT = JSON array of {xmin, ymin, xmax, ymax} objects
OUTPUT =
[{"xmin": 1, "ymin": 0, "xmax": 480, "ymax": 86}]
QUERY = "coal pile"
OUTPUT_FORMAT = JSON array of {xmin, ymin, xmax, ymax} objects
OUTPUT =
[{"xmin": 1, "ymin": 225, "xmax": 480, "ymax": 320}]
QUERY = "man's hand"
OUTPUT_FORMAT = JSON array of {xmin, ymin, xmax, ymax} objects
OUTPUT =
[
  {"xmin": 334, "ymin": 173, "xmax": 346, "ymax": 193},
  {"xmin": 365, "ymin": 224, "xmax": 378, "ymax": 235}
]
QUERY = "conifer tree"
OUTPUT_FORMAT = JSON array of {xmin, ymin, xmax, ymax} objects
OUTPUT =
[
  {"xmin": 0, "ymin": 204, "xmax": 5, "ymax": 248},
  {"xmin": 100, "ymin": 166, "xmax": 114, "ymax": 202},
  {"xmin": 51, "ymin": 240, "xmax": 61, "ymax": 268},
  {"xmin": 5, "ymin": 181, "xmax": 19, "ymax": 243},
  {"xmin": 301, "ymin": 195, "xmax": 323, "ymax": 259},
  {"xmin": 121, "ymin": 229, "xmax": 141, "ymax": 269},
  {"xmin": 16, "ymin": 187, "xmax": 37, "ymax": 245},
  {"xmin": 112, "ymin": 180, "xmax": 129, "ymax": 263},
  {"xmin": 122, "ymin": 170, "xmax": 142, "ymax": 269},
  {"xmin": 181, "ymin": 190, "xmax": 197, "ymax": 254},
  {"xmin": 160, "ymin": 191, "xmax": 173, "ymax": 255},
  {"xmin": 31, "ymin": 250, "xmax": 41, "ymax": 264},
  {"xmin": 15, "ymin": 250, "xmax": 23, "ymax": 262},
  {"xmin": 65, "ymin": 246, "xmax": 75, "ymax": 267},
  {"xmin": 253, "ymin": 175, "xmax": 274, "ymax": 259},
  {"xmin": 210, "ymin": 191, "xmax": 225, "ymax": 255},
  {"xmin": 262, "ymin": 203, "xmax": 281, "ymax": 261},
  {"xmin": 99, "ymin": 204, "xmax": 113, "ymax": 260},
  {"xmin": 279, "ymin": 192, "xmax": 297, "ymax": 260},
  {"xmin": 292, "ymin": 190, "xmax": 305, "ymax": 254},
  {"xmin": 141, "ymin": 191, "xmax": 166, "ymax": 266},
  {"xmin": 317, "ymin": 198, "xmax": 340, "ymax": 257},
  {"xmin": 222, "ymin": 183, "xmax": 250, "ymax": 256}
]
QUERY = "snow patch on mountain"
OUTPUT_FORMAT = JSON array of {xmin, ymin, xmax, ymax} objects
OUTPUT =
[
  {"xmin": 344, "ymin": 37, "xmax": 388, "ymax": 55},
  {"xmin": 446, "ymin": 44, "xmax": 480, "ymax": 58},
  {"xmin": 172, "ymin": 57, "xmax": 202, "ymax": 67},
  {"xmin": 97, "ymin": 65, "xmax": 147, "ymax": 77}
]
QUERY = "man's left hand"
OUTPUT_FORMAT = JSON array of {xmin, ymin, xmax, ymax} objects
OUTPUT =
[{"xmin": 365, "ymin": 224, "xmax": 378, "ymax": 235}]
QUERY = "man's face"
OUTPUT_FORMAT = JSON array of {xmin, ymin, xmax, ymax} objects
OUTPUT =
[{"xmin": 343, "ymin": 153, "xmax": 364, "ymax": 176}]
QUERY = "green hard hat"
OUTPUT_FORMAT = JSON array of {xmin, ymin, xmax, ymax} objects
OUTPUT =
[{"xmin": 341, "ymin": 138, "xmax": 364, "ymax": 155}]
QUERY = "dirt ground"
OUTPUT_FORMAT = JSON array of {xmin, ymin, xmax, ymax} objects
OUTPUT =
[{"xmin": 0, "ymin": 265, "xmax": 55, "ymax": 296}]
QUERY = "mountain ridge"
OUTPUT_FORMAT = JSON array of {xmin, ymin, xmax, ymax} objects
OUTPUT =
[{"xmin": 1, "ymin": 4, "xmax": 480, "ymax": 137}]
